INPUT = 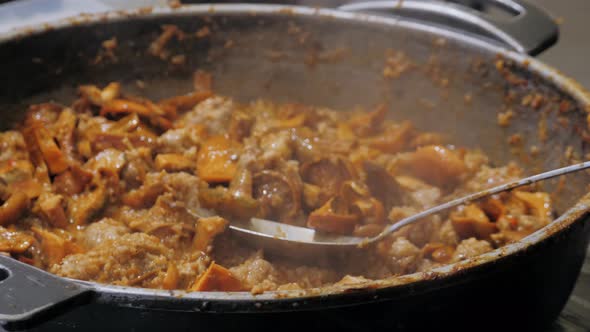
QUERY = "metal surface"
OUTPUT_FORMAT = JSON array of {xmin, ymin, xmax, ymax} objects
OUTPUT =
[
  {"xmin": 338, "ymin": 0, "xmax": 558, "ymax": 55},
  {"xmin": 0, "ymin": 3, "xmax": 589, "ymax": 331},
  {"xmin": 228, "ymin": 161, "xmax": 590, "ymax": 255},
  {"xmin": 0, "ymin": 256, "xmax": 90, "ymax": 323}
]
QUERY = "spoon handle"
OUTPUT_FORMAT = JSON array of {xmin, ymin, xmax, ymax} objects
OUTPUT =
[{"xmin": 369, "ymin": 161, "xmax": 590, "ymax": 244}]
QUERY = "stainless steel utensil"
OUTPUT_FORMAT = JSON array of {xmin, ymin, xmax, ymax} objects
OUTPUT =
[{"xmin": 230, "ymin": 161, "xmax": 590, "ymax": 257}]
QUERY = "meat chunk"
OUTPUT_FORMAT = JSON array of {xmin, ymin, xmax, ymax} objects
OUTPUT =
[
  {"xmin": 123, "ymin": 171, "xmax": 204, "ymax": 213},
  {"xmin": 385, "ymin": 237, "xmax": 422, "ymax": 274},
  {"xmin": 228, "ymin": 252, "xmax": 337, "ymax": 293},
  {"xmin": 452, "ymin": 238, "xmax": 493, "ymax": 262},
  {"xmin": 121, "ymin": 194, "xmax": 197, "ymax": 249},
  {"xmin": 80, "ymin": 218, "xmax": 129, "ymax": 249},
  {"xmin": 118, "ymin": 172, "xmax": 207, "ymax": 249},
  {"xmin": 52, "ymin": 233, "xmax": 172, "ymax": 288},
  {"xmin": 156, "ymin": 126, "xmax": 204, "ymax": 154},
  {"xmin": 230, "ymin": 254, "xmax": 280, "ymax": 292},
  {"xmin": 120, "ymin": 147, "xmax": 154, "ymax": 189},
  {"xmin": 459, "ymin": 163, "xmax": 522, "ymax": 194},
  {"xmin": 179, "ymin": 96, "xmax": 234, "ymax": 135}
]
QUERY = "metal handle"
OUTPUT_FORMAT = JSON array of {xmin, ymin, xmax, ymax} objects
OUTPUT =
[
  {"xmin": 369, "ymin": 161, "xmax": 590, "ymax": 244},
  {"xmin": 338, "ymin": 0, "xmax": 558, "ymax": 55},
  {"xmin": 0, "ymin": 255, "xmax": 90, "ymax": 323}
]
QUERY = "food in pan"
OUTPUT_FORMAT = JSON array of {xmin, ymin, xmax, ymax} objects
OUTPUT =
[{"xmin": 0, "ymin": 74, "xmax": 553, "ymax": 292}]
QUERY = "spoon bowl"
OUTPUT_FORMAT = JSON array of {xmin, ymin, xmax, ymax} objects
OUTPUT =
[{"xmin": 229, "ymin": 161, "xmax": 590, "ymax": 259}]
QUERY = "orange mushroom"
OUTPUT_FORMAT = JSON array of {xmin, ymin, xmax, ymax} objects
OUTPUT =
[
  {"xmin": 400, "ymin": 145, "xmax": 467, "ymax": 187},
  {"xmin": 196, "ymin": 135, "xmax": 241, "ymax": 183},
  {"xmin": 451, "ymin": 204, "xmax": 498, "ymax": 240},
  {"xmin": 191, "ymin": 262, "xmax": 243, "ymax": 292},
  {"xmin": 307, "ymin": 197, "xmax": 360, "ymax": 234}
]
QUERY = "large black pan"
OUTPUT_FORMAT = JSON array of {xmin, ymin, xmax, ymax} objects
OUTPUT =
[{"xmin": 1, "ymin": 2, "xmax": 590, "ymax": 331}]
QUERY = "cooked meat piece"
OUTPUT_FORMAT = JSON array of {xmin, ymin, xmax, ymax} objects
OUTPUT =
[
  {"xmin": 85, "ymin": 149, "xmax": 127, "ymax": 178},
  {"xmin": 458, "ymin": 163, "xmax": 522, "ymax": 194},
  {"xmin": 179, "ymin": 96, "xmax": 234, "ymax": 135},
  {"xmin": 435, "ymin": 220, "xmax": 460, "ymax": 246},
  {"xmin": 121, "ymin": 195, "xmax": 196, "ymax": 249},
  {"xmin": 121, "ymin": 147, "xmax": 154, "ymax": 189},
  {"xmin": 386, "ymin": 237, "xmax": 422, "ymax": 274},
  {"xmin": 452, "ymin": 238, "xmax": 493, "ymax": 262},
  {"xmin": 80, "ymin": 218, "xmax": 129, "ymax": 249},
  {"xmin": 230, "ymin": 254, "xmax": 280, "ymax": 292},
  {"xmin": 229, "ymin": 252, "xmax": 337, "ymax": 293},
  {"xmin": 156, "ymin": 126, "xmax": 204, "ymax": 154},
  {"xmin": 175, "ymin": 251, "xmax": 211, "ymax": 289},
  {"xmin": 52, "ymin": 233, "xmax": 172, "ymax": 288}
]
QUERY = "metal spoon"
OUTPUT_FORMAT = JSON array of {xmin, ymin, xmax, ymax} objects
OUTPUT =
[{"xmin": 229, "ymin": 161, "xmax": 590, "ymax": 258}]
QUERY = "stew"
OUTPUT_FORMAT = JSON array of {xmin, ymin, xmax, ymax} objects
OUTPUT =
[{"xmin": 0, "ymin": 75, "xmax": 552, "ymax": 292}]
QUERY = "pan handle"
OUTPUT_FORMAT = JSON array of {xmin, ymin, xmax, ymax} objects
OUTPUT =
[
  {"xmin": 0, "ymin": 255, "xmax": 91, "ymax": 324},
  {"xmin": 337, "ymin": 0, "xmax": 558, "ymax": 55}
]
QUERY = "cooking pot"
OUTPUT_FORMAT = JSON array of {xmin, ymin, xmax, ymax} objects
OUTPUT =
[{"xmin": 1, "ymin": 2, "xmax": 590, "ymax": 331}]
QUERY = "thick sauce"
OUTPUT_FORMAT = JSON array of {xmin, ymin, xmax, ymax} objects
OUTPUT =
[{"xmin": 0, "ymin": 78, "xmax": 552, "ymax": 292}]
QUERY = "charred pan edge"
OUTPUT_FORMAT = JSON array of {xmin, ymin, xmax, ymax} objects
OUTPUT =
[{"xmin": 1, "ymin": 4, "xmax": 590, "ymax": 306}]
